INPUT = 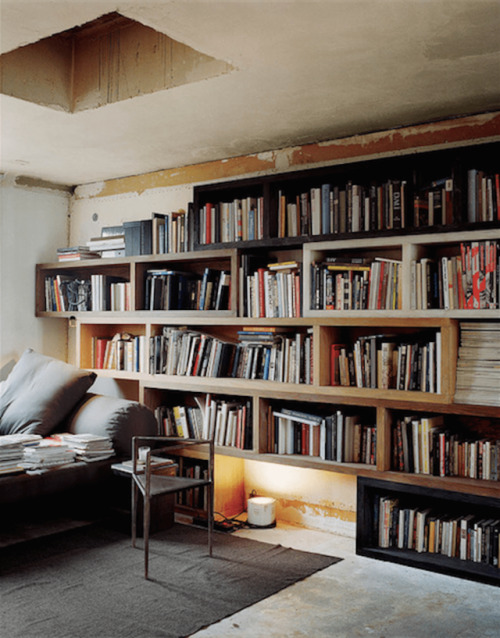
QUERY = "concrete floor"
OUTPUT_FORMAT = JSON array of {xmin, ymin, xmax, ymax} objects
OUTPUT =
[{"xmin": 192, "ymin": 523, "xmax": 500, "ymax": 638}]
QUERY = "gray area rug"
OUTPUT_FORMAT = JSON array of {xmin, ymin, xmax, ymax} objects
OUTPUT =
[{"xmin": 0, "ymin": 523, "xmax": 341, "ymax": 638}]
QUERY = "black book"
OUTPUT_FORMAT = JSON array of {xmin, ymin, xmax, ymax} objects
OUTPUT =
[
  {"xmin": 207, "ymin": 271, "xmax": 221, "ymax": 310},
  {"xmin": 123, "ymin": 220, "xmax": 141, "ymax": 256},
  {"xmin": 218, "ymin": 342, "xmax": 236, "ymax": 377},
  {"xmin": 392, "ymin": 180, "xmax": 402, "ymax": 228},
  {"xmin": 177, "ymin": 273, "xmax": 198, "ymax": 309},
  {"xmin": 215, "ymin": 271, "xmax": 230, "ymax": 310},
  {"xmin": 199, "ymin": 339, "xmax": 213, "ymax": 377},
  {"xmin": 140, "ymin": 219, "xmax": 153, "ymax": 255},
  {"xmin": 243, "ymin": 401, "xmax": 253, "ymax": 450},
  {"xmin": 325, "ymin": 414, "xmax": 334, "ymax": 461},
  {"xmin": 151, "ymin": 275, "xmax": 164, "ymax": 311}
]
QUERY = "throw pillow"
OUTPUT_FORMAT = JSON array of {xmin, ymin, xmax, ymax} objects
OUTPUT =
[{"xmin": 0, "ymin": 349, "xmax": 96, "ymax": 436}]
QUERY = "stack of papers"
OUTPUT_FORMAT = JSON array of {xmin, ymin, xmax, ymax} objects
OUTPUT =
[
  {"xmin": 0, "ymin": 434, "xmax": 42, "ymax": 475},
  {"xmin": 56, "ymin": 433, "xmax": 115, "ymax": 462},
  {"xmin": 22, "ymin": 440, "xmax": 76, "ymax": 470}
]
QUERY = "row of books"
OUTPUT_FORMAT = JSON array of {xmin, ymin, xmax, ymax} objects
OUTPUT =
[
  {"xmin": 44, "ymin": 275, "xmax": 130, "ymax": 312},
  {"xmin": 467, "ymin": 169, "xmax": 500, "ymax": 223},
  {"xmin": 454, "ymin": 321, "xmax": 500, "ymax": 407},
  {"xmin": 331, "ymin": 332, "xmax": 441, "ymax": 393},
  {"xmin": 244, "ymin": 261, "xmax": 302, "ymax": 318},
  {"xmin": 375, "ymin": 495, "xmax": 499, "ymax": 567},
  {"xmin": 124, "ymin": 210, "xmax": 194, "ymax": 256},
  {"xmin": 392, "ymin": 415, "xmax": 500, "ymax": 480},
  {"xmin": 310, "ymin": 258, "xmax": 402, "ymax": 311},
  {"xmin": 154, "ymin": 394, "xmax": 252, "ymax": 450},
  {"xmin": 198, "ymin": 197, "xmax": 265, "ymax": 245},
  {"xmin": 234, "ymin": 328, "xmax": 313, "ymax": 384},
  {"xmin": 91, "ymin": 275, "xmax": 131, "ymax": 312},
  {"xmin": 277, "ymin": 180, "xmax": 410, "ymax": 238},
  {"xmin": 176, "ymin": 457, "xmax": 209, "ymax": 509},
  {"xmin": 197, "ymin": 171, "xmax": 494, "ymax": 245},
  {"xmin": 45, "ymin": 276, "xmax": 89, "ymax": 312},
  {"xmin": 46, "ymin": 241, "xmax": 497, "ymax": 315},
  {"xmin": 144, "ymin": 268, "xmax": 230, "ymax": 311},
  {"xmin": 149, "ymin": 327, "xmax": 236, "ymax": 378},
  {"xmin": 148, "ymin": 326, "xmax": 313, "ymax": 384},
  {"xmin": 413, "ymin": 178, "xmax": 455, "ymax": 227},
  {"xmin": 92, "ymin": 333, "xmax": 148, "ymax": 372},
  {"xmin": 268, "ymin": 406, "xmax": 376, "ymax": 464},
  {"xmin": 410, "ymin": 241, "xmax": 499, "ymax": 310}
]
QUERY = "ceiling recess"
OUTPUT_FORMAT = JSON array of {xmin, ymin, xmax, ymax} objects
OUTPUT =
[{"xmin": 0, "ymin": 12, "xmax": 234, "ymax": 113}]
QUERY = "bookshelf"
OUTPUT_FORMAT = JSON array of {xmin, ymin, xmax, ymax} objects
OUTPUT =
[
  {"xmin": 35, "ymin": 138, "xmax": 500, "ymax": 581},
  {"xmin": 357, "ymin": 477, "xmax": 500, "ymax": 585}
]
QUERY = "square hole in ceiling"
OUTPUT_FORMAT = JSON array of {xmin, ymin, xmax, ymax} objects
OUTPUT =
[{"xmin": 0, "ymin": 12, "xmax": 234, "ymax": 112}]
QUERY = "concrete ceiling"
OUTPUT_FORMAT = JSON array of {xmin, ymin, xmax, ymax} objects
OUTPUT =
[{"xmin": 1, "ymin": 0, "xmax": 500, "ymax": 188}]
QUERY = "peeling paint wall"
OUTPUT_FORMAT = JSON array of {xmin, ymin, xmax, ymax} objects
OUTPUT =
[
  {"xmin": 243, "ymin": 460, "xmax": 356, "ymax": 537},
  {"xmin": 72, "ymin": 111, "xmax": 500, "ymax": 203}
]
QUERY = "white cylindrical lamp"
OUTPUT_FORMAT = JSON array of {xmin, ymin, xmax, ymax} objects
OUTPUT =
[{"xmin": 247, "ymin": 496, "xmax": 276, "ymax": 527}]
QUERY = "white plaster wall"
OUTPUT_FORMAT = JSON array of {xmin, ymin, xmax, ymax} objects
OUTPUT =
[{"xmin": 0, "ymin": 178, "xmax": 70, "ymax": 379}]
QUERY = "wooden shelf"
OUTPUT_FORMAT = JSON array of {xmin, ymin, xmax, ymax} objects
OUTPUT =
[
  {"xmin": 36, "ymin": 137, "xmax": 500, "ymax": 583},
  {"xmin": 357, "ymin": 477, "xmax": 500, "ymax": 585}
]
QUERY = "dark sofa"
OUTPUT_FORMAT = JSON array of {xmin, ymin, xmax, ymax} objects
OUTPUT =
[{"xmin": 0, "ymin": 349, "xmax": 157, "ymax": 508}]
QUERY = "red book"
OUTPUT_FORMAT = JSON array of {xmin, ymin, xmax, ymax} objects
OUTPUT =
[
  {"xmin": 294, "ymin": 272, "xmax": 301, "ymax": 317},
  {"xmin": 205, "ymin": 203, "xmax": 212, "ymax": 244},
  {"xmin": 301, "ymin": 424, "xmax": 310, "ymax": 456},
  {"xmin": 257, "ymin": 268, "xmax": 266, "ymax": 318},
  {"xmin": 330, "ymin": 344, "xmax": 345, "ymax": 386},
  {"xmin": 456, "ymin": 255, "xmax": 465, "ymax": 309},
  {"xmin": 94, "ymin": 338, "xmax": 106, "ymax": 369},
  {"xmin": 235, "ymin": 408, "xmax": 242, "ymax": 449},
  {"xmin": 192, "ymin": 334, "xmax": 207, "ymax": 376}
]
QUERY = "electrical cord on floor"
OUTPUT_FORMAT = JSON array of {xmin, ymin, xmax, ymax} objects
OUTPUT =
[
  {"xmin": 213, "ymin": 510, "xmax": 277, "ymax": 532},
  {"xmin": 213, "ymin": 510, "xmax": 248, "ymax": 532}
]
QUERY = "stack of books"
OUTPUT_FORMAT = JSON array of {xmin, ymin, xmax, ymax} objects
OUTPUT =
[
  {"xmin": 56, "ymin": 433, "xmax": 115, "ymax": 461},
  {"xmin": 21, "ymin": 440, "xmax": 76, "ymax": 470},
  {"xmin": 269, "ymin": 406, "xmax": 376, "ymax": 463},
  {"xmin": 86, "ymin": 234, "xmax": 126, "ymax": 258},
  {"xmin": 56, "ymin": 246, "xmax": 101, "ymax": 262},
  {"xmin": 0, "ymin": 434, "xmax": 41, "ymax": 474},
  {"xmin": 455, "ymin": 322, "xmax": 500, "ymax": 406}
]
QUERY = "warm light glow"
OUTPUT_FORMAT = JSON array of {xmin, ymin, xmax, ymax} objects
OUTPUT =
[
  {"xmin": 242, "ymin": 459, "xmax": 357, "ymax": 533},
  {"xmin": 244, "ymin": 459, "xmax": 355, "ymax": 498},
  {"xmin": 248, "ymin": 496, "xmax": 275, "ymax": 506}
]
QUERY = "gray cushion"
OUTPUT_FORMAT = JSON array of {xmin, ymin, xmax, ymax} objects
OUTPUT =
[
  {"xmin": 64, "ymin": 393, "xmax": 157, "ymax": 457},
  {"xmin": 0, "ymin": 349, "xmax": 96, "ymax": 436}
]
